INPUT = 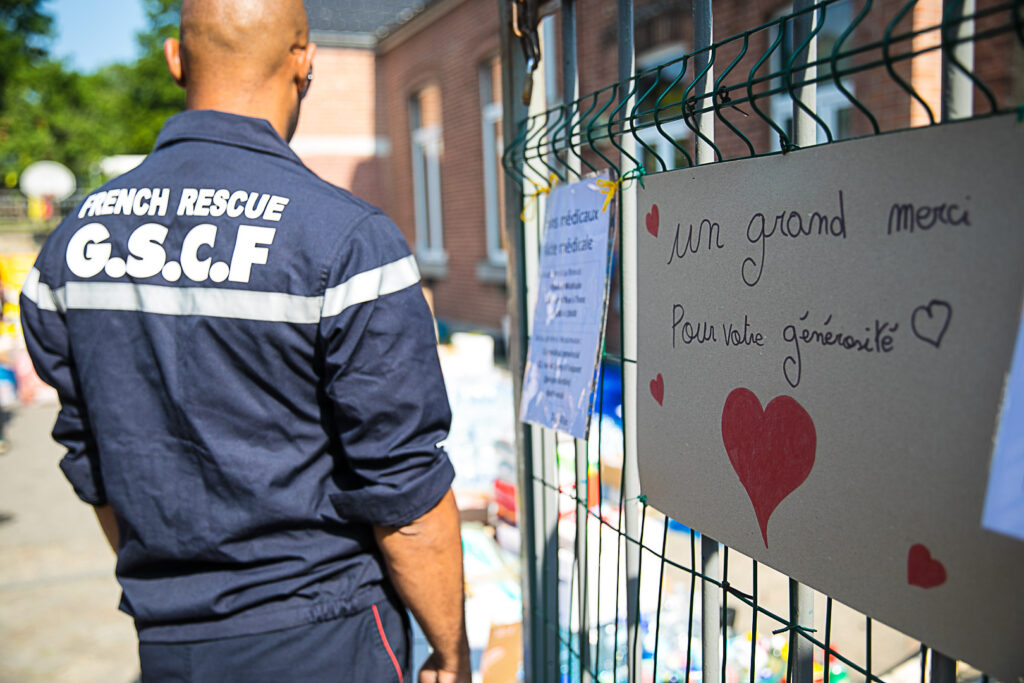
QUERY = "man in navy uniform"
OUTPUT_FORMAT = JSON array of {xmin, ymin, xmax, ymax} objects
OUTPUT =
[{"xmin": 20, "ymin": 1, "xmax": 470, "ymax": 680}]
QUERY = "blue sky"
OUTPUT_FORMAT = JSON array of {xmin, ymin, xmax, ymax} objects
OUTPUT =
[{"xmin": 47, "ymin": 0, "xmax": 149, "ymax": 72}]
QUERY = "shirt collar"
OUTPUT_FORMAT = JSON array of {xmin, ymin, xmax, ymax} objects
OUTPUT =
[{"xmin": 153, "ymin": 110, "xmax": 304, "ymax": 165}]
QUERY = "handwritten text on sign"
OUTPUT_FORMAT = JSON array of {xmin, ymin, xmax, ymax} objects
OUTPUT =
[{"xmin": 637, "ymin": 117, "xmax": 1024, "ymax": 682}]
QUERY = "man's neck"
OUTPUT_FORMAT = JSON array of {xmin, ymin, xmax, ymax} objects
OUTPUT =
[{"xmin": 185, "ymin": 87, "xmax": 291, "ymax": 141}]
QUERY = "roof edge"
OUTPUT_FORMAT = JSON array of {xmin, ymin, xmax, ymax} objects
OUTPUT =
[
  {"xmin": 377, "ymin": 0, "xmax": 466, "ymax": 53},
  {"xmin": 310, "ymin": 29, "xmax": 378, "ymax": 50}
]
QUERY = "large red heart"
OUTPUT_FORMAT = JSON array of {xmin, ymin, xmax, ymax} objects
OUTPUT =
[
  {"xmin": 649, "ymin": 374, "xmax": 664, "ymax": 406},
  {"xmin": 721, "ymin": 388, "xmax": 816, "ymax": 547},
  {"xmin": 907, "ymin": 544, "xmax": 946, "ymax": 589},
  {"xmin": 645, "ymin": 204, "xmax": 660, "ymax": 238}
]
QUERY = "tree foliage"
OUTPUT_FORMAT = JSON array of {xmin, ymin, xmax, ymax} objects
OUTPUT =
[
  {"xmin": 0, "ymin": 0, "xmax": 54, "ymax": 108},
  {"xmin": 0, "ymin": 0, "xmax": 184, "ymax": 189},
  {"xmin": 113, "ymin": 0, "xmax": 186, "ymax": 154}
]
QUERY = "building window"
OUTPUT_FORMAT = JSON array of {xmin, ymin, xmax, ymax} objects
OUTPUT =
[
  {"xmin": 635, "ymin": 43, "xmax": 692, "ymax": 172},
  {"xmin": 769, "ymin": 1, "xmax": 855, "ymax": 150},
  {"xmin": 478, "ymin": 57, "xmax": 507, "ymax": 283},
  {"xmin": 410, "ymin": 85, "xmax": 446, "ymax": 276}
]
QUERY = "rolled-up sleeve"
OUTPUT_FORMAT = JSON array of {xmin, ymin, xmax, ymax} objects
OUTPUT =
[
  {"xmin": 21, "ymin": 264, "xmax": 106, "ymax": 506},
  {"xmin": 320, "ymin": 214, "xmax": 454, "ymax": 527}
]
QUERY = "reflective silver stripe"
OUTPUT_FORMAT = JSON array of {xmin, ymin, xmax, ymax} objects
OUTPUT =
[
  {"xmin": 21, "ymin": 267, "xmax": 62, "ymax": 312},
  {"xmin": 21, "ymin": 267, "xmax": 41, "ymax": 303},
  {"xmin": 24, "ymin": 256, "xmax": 420, "ymax": 323},
  {"xmin": 63, "ymin": 282, "xmax": 322, "ymax": 324},
  {"xmin": 321, "ymin": 254, "xmax": 420, "ymax": 318}
]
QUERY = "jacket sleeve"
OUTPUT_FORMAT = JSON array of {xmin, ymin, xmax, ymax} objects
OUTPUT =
[
  {"xmin": 320, "ymin": 213, "xmax": 454, "ymax": 527},
  {"xmin": 20, "ymin": 261, "xmax": 106, "ymax": 506}
]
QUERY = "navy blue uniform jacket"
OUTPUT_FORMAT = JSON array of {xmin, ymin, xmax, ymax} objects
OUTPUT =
[{"xmin": 20, "ymin": 110, "xmax": 455, "ymax": 642}]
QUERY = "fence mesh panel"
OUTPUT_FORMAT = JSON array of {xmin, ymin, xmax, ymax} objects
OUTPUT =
[{"xmin": 502, "ymin": 1, "xmax": 1022, "ymax": 681}]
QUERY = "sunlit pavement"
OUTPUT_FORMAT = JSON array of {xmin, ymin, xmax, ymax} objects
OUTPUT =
[{"xmin": 0, "ymin": 404, "xmax": 139, "ymax": 683}]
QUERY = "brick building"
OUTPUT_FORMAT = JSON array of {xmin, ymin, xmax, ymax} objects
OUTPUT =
[
  {"xmin": 297, "ymin": 0, "xmax": 508, "ymax": 338},
  {"xmin": 296, "ymin": 0, "xmax": 1021, "ymax": 338}
]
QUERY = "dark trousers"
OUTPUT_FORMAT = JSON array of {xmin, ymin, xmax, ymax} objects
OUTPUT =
[{"xmin": 139, "ymin": 596, "xmax": 411, "ymax": 683}]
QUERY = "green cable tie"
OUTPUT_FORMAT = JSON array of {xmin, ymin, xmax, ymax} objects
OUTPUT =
[
  {"xmin": 620, "ymin": 165, "xmax": 646, "ymax": 189},
  {"xmin": 772, "ymin": 623, "xmax": 818, "ymax": 636},
  {"xmin": 721, "ymin": 580, "xmax": 752, "ymax": 602}
]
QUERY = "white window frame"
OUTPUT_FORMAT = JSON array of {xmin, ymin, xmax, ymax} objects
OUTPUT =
[
  {"xmin": 768, "ymin": 2, "xmax": 855, "ymax": 151},
  {"xmin": 636, "ymin": 120, "xmax": 691, "ymax": 172},
  {"xmin": 410, "ymin": 94, "xmax": 446, "ymax": 274},
  {"xmin": 481, "ymin": 100, "xmax": 505, "ymax": 265},
  {"xmin": 636, "ymin": 43, "xmax": 691, "ymax": 172},
  {"xmin": 480, "ymin": 68, "xmax": 506, "ymax": 268},
  {"xmin": 769, "ymin": 84, "xmax": 853, "ymax": 150}
]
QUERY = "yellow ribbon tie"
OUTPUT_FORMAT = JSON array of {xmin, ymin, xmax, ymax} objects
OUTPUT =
[
  {"xmin": 595, "ymin": 178, "xmax": 618, "ymax": 213},
  {"xmin": 597, "ymin": 166, "xmax": 645, "ymax": 213},
  {"xmin": 520, "ymin": 173, "xmax": 560, "ymax": 222}
]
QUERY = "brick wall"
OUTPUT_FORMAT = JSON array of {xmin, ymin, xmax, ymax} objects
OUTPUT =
[
  {"xmin": 291, "ymin": 46, "xmax": 387, "ymax": 209},
  {"xmin": 377, "ymin": 0, "xmax": 509, "ymax": 331},
  {"xmin": 974, "ymin": 0, "xmax": 1024, "ymax": 114}
]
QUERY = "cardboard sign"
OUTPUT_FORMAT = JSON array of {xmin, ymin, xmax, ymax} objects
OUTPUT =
[
  {"xmin": 521, "ymin": 172, "xmax": 616, "ymax": 439},
  {"xmin": 480, "ymin": 622, "xmax": 523, "ymax": 683},
  {"xmin": 637, "ymin": 116, "xmax": 1024, "ymax": 680}
]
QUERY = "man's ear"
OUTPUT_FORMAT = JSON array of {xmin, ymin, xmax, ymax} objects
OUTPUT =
[
  {"xmin": 295, "ymin": 42, "xmax": 316, "ymax": 92},
  {"xmin": 164, "ymin": 37, "xmax": 186, "ymax": 88}
]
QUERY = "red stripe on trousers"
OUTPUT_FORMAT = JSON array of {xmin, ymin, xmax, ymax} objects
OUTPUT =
[{"xmin": 372, "ymin": 604, "xmax": 403, "ymax": 683}]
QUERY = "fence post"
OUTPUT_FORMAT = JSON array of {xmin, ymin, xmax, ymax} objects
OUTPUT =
[
  {"xmin": 942, "ymin": 0, "xmax": 975, "ymax": 121},
  {"xmin": 497, "ymin": 3, "xmax": 559, "ymax": 679},
  {"xmin": 690, "ymin": 3, "xmax": 724, "ymax": 683},
  {"xmin": 539, "ymin": 428, "xmax": 559, "ymax": 677},
  {"xmin": 693, "ymin": 0, "xmax": 716, "ymax": 164},
  {"xmin": 497, "ymin": 0, "xmax": 538, "ymax": 678},
  {"xmin": 700, "ymin": 538, "xmax": 721, "ymax": 683},
  {"xmin": 615, "ymin": 0, "xmax": 642, "ymax": 681},
  {"xmin": 556, "ymin": 1, "xmax": 594, "ymax": 679},
  {"xmin": 562, "ymin": 0, "xmax": 579, "ymax": 115},
  {"xmin": 536, "ymin": 18, "xmax": 563, "ymax": 677},
  {"xmin": 574, "ymin": 438, "xmax": 590, "ymax": 683},
  {"xmin": 787, "ymin": 4, "xmax": 818, "ymax": 682},
  {"xmin": 791, "ymin": 0, "xmax": 818, "ymax": 148},
  {"xmin": 930, "ymin": 650, "xmax": 958, "ymax": 683}
]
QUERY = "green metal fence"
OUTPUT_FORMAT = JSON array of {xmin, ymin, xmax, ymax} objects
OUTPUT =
[{"xmin": 499, "ymin": 1, "xmax": 1022, "ymax": 681}]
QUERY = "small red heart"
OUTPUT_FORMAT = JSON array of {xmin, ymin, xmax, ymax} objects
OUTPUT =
[
  {"xmin": 907, "ymin": 544, "xmax": 946, "ymax": 589},
  {"xmin": 649, "ymin": 374, "xmax": 664, "ymax": 406},
  {"xmin": 722, "ymin": 388, "xmax": 816, "ymax": 547},
  {"xmin": 645, "ymin": 204, "xmax": 660, "ymax": 238}
]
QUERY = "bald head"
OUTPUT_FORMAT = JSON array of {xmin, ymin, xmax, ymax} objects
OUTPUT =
[
  {"xmin": 164, "ymin": 0, "xmax": 316, "ymax": 140},
  {"xmin": 180, "ymin": 0, "xmax": 307, "ymax": 87}
]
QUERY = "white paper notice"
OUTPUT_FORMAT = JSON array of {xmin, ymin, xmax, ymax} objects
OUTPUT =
[
  {"xmin": 982, "ymin": 306, "xmax": 1024, "ymax": 543},
  {"xmin": 520, "ymin": 171, "xmax": 615, "ymax": 439}
]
